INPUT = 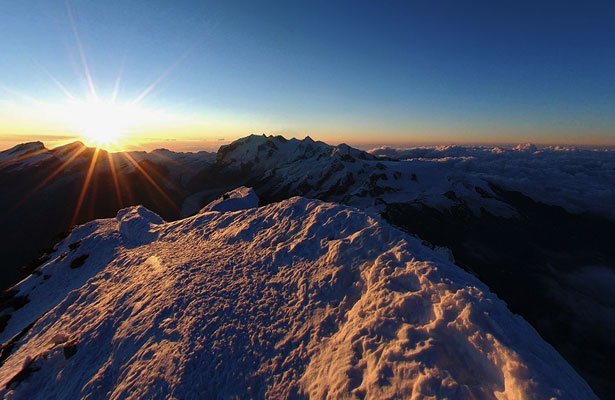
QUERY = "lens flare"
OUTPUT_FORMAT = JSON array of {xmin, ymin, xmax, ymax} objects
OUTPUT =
[{"xmin": 59, "ymin": 98, "xmax": 143, "ymax": 149}]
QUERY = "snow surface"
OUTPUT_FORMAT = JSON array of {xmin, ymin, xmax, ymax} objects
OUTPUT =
[
  {"xmin": 199, "ymin": 186, "xmax": 259, "ymax": 213},
  {"xmin": 0, "ymin": 192, "xmax": 595, "ymax": 399}
]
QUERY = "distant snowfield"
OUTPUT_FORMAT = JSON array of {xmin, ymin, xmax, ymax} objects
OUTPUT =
[
  {"xmin": 368, "ymin": 144, "xmax": 615, "ymax": 219},
  {"xmin": 0, "ymin": 189, "xmax": 596, "ymax": 399}
]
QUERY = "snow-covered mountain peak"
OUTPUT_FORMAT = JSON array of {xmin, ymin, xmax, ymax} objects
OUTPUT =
[
  {"xmin": 212, "ymin": 135, "xmax": 517, "ymax": 217},
  {"xmin": 513, "ymin": 142, "xmax": 538, "ymax": 153},
  {"xmin": 0, "ymin": 142, "xmax": 45, "ymax": 159},
  {"xmin": 49, "ymin": 141, "xmax": 89, "ymax": 158},
  {"xmin": 217, "ymin": 134, "xmax": 375, "ymax": 170},
  {"xmin": 0, "ymin": 142, "xmax": 50, "ymax": 167},
  {"xmin": 0, "ymin": 196, "xmax": 596, "ymax": 398}
]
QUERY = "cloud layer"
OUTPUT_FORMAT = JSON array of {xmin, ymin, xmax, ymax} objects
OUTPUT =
[{"xmin": 369, "ymin": 144, "xmax": 615, "ymax": 219}]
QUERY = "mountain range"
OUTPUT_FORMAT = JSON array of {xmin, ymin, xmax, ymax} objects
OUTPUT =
[{"xmin": 1, "ymin": 135, "xmax": 614, "ymax": 397}]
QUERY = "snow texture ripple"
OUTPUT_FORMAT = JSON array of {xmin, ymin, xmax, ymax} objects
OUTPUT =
[{"xmin": 0, "ymin": 193, "xmax": 596, "ymax": 399}]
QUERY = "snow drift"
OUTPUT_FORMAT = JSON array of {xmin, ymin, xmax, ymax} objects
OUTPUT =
[
  {"xmin": 199, "ymin": 186, "xmax": 259, "ymax": 213},
  {"xmin": 0, "ymin": 192, "xmax": 596, "ymax": 399}
]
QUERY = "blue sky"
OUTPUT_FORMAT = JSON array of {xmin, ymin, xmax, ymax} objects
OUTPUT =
[{"xmin": 1, "ymin": 0, "xmax": 614, "ymax": 148}]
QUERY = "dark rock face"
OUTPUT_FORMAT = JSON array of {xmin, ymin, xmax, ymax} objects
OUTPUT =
[
  {"xmin": 0, "ymin": 290, "xmax": 29, "ymax": 314},
  {"xmin": 62, "ymin": 341, "xmax": 78, "ymax": 359},
  {"xmin": 0, "ymin": 289, "xmax": 30, "ymax": 333},
  {"xmin": 382, "ymin": 185, "xmax": 615, "ymax": 398},
  {"xmin": 69, "ymin": 254, "xmax": 89, "ymax": 269}
]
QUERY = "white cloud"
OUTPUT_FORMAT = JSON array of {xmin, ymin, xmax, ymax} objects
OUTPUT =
[{"xmin": 369, "ymin": 144, "xmax": 615, "ymax": 218}]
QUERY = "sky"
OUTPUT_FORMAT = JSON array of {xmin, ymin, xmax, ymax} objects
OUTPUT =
[{"xmin": 0, "ymin": 0, "xmax": 614, "ymax": 151}]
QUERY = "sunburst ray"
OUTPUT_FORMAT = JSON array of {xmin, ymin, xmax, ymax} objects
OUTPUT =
[
  {"xmin": 10, "ymin": 144, "xmax": 87, "ymax": 213},
  {"xmin": 121, "ymin": 152, "xmax": 177, "ymax": 210},
  {"xmin": 131, "ymin": 45, "xmax": 196, "ymax": 106},
  {"xmin": 106, "ymin": 151, "xmax": 123, "ymax": 207},
  {"xmin": 66, "ymin": 0, "xmax": 96, "ymax": 98},
  {"xmin": 71, "ymin": 147, "xmax": 100, "ymax": 225}
]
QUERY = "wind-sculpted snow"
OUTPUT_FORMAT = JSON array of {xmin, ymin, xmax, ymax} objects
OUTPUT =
[
  {"xmin": 0, "ymin": 218, "xmax": 120, "ymax": 343},
  {"xmin": 200, "ymin": 186, "xmax": 259, "ymax": 213},
  {"xmin": 368, "ymin": 144, "xmax": 615, "ymax": 218},
  {"xmin": 0, "ymin": 195, "xmax": 595, "ymax": 399},
  {"xmin": 117, "ymin": 205, "xmax": 164, "ymax": 247}
]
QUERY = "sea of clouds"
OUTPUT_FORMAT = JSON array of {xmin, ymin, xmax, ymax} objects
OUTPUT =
[{"xmin": 368, "ymin": 144, "xmax": 615, "ymax": 219}]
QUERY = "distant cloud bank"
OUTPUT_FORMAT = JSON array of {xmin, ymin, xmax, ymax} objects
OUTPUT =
[{"xmin": 368, "ymin": 144, "xmax": 615, "ymax": 219}]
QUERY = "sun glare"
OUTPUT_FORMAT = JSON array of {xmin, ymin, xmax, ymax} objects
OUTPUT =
[
  {"xmin": 60, "ymin": 98, "xmax": 144, "ymax": 150},
  {"xmin": 0, "ymin": 1, "xmax": 192, "ymax": 152},
  {"xmin": 64, "ymin": 99, "xmax": 130, "ymax": 148}
]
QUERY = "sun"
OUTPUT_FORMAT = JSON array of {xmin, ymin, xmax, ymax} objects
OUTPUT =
[
  {"xmin": 62, "ymin": 98, "xmax": 141, "ymax": 150},
  {"xmin": 2, "ymin": 1, "xmax": 191, "ymax": 152}
]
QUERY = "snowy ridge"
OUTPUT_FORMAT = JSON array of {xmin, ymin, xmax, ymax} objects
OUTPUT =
[
  {"xmin": 2, "ymin": 136, "xmax": 611, "ymax": 220},
  {"xmin": 0, "ymin": 142, "xmax": 45, "ymax": 160},
  {"xmin": 0, "ymin": 142, "xmax": 51, "ymax": 168},
  {"xmin": 200, "ymin": 186, "xmax": 259, "ymax": 213},
  {"xmin": 217, "ymin": 134, "xmax": 375, "ymax": 170},
  {"xmin": 214, "ymin": 135, "xmax": 615, "ymax": 219},
  {"xmin": 0, "ymin": 192, "xmax": 595, "ymax": 399},
  {"xmin": 127, "ymin": 148, "xmax": 216, "ymax": 182},
  {"xmin": 216, "ymin": 135, "xmax": 517, "ymax": 217}
]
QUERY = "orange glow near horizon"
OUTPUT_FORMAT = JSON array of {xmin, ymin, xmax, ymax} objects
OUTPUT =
[
  {"xmin": 0, "ymin": 85, "xmax": 199, "ymax": 152},
  {"xmin": 62, "ymin": 99, "xmax": 136, "ymax": 150},
  {"xmin": 0, "ymin": 0, "xmax": 197, "ymax": 153},
  {"xmin": 1, "ymin": 1, "xmax": 615, "ymax": 153}
]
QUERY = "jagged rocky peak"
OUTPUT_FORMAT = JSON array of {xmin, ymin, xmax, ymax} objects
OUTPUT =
[
  {"xmin": 216, "ymin": 134, "xmax": 375, "ymax": 169},
  {"xmin": 333, "ymin": 143, "xmax": 376, "ymax": 161},
  {"xmin": 217, "ymin": 134, "xmax": 320, "ymax": 165}
]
